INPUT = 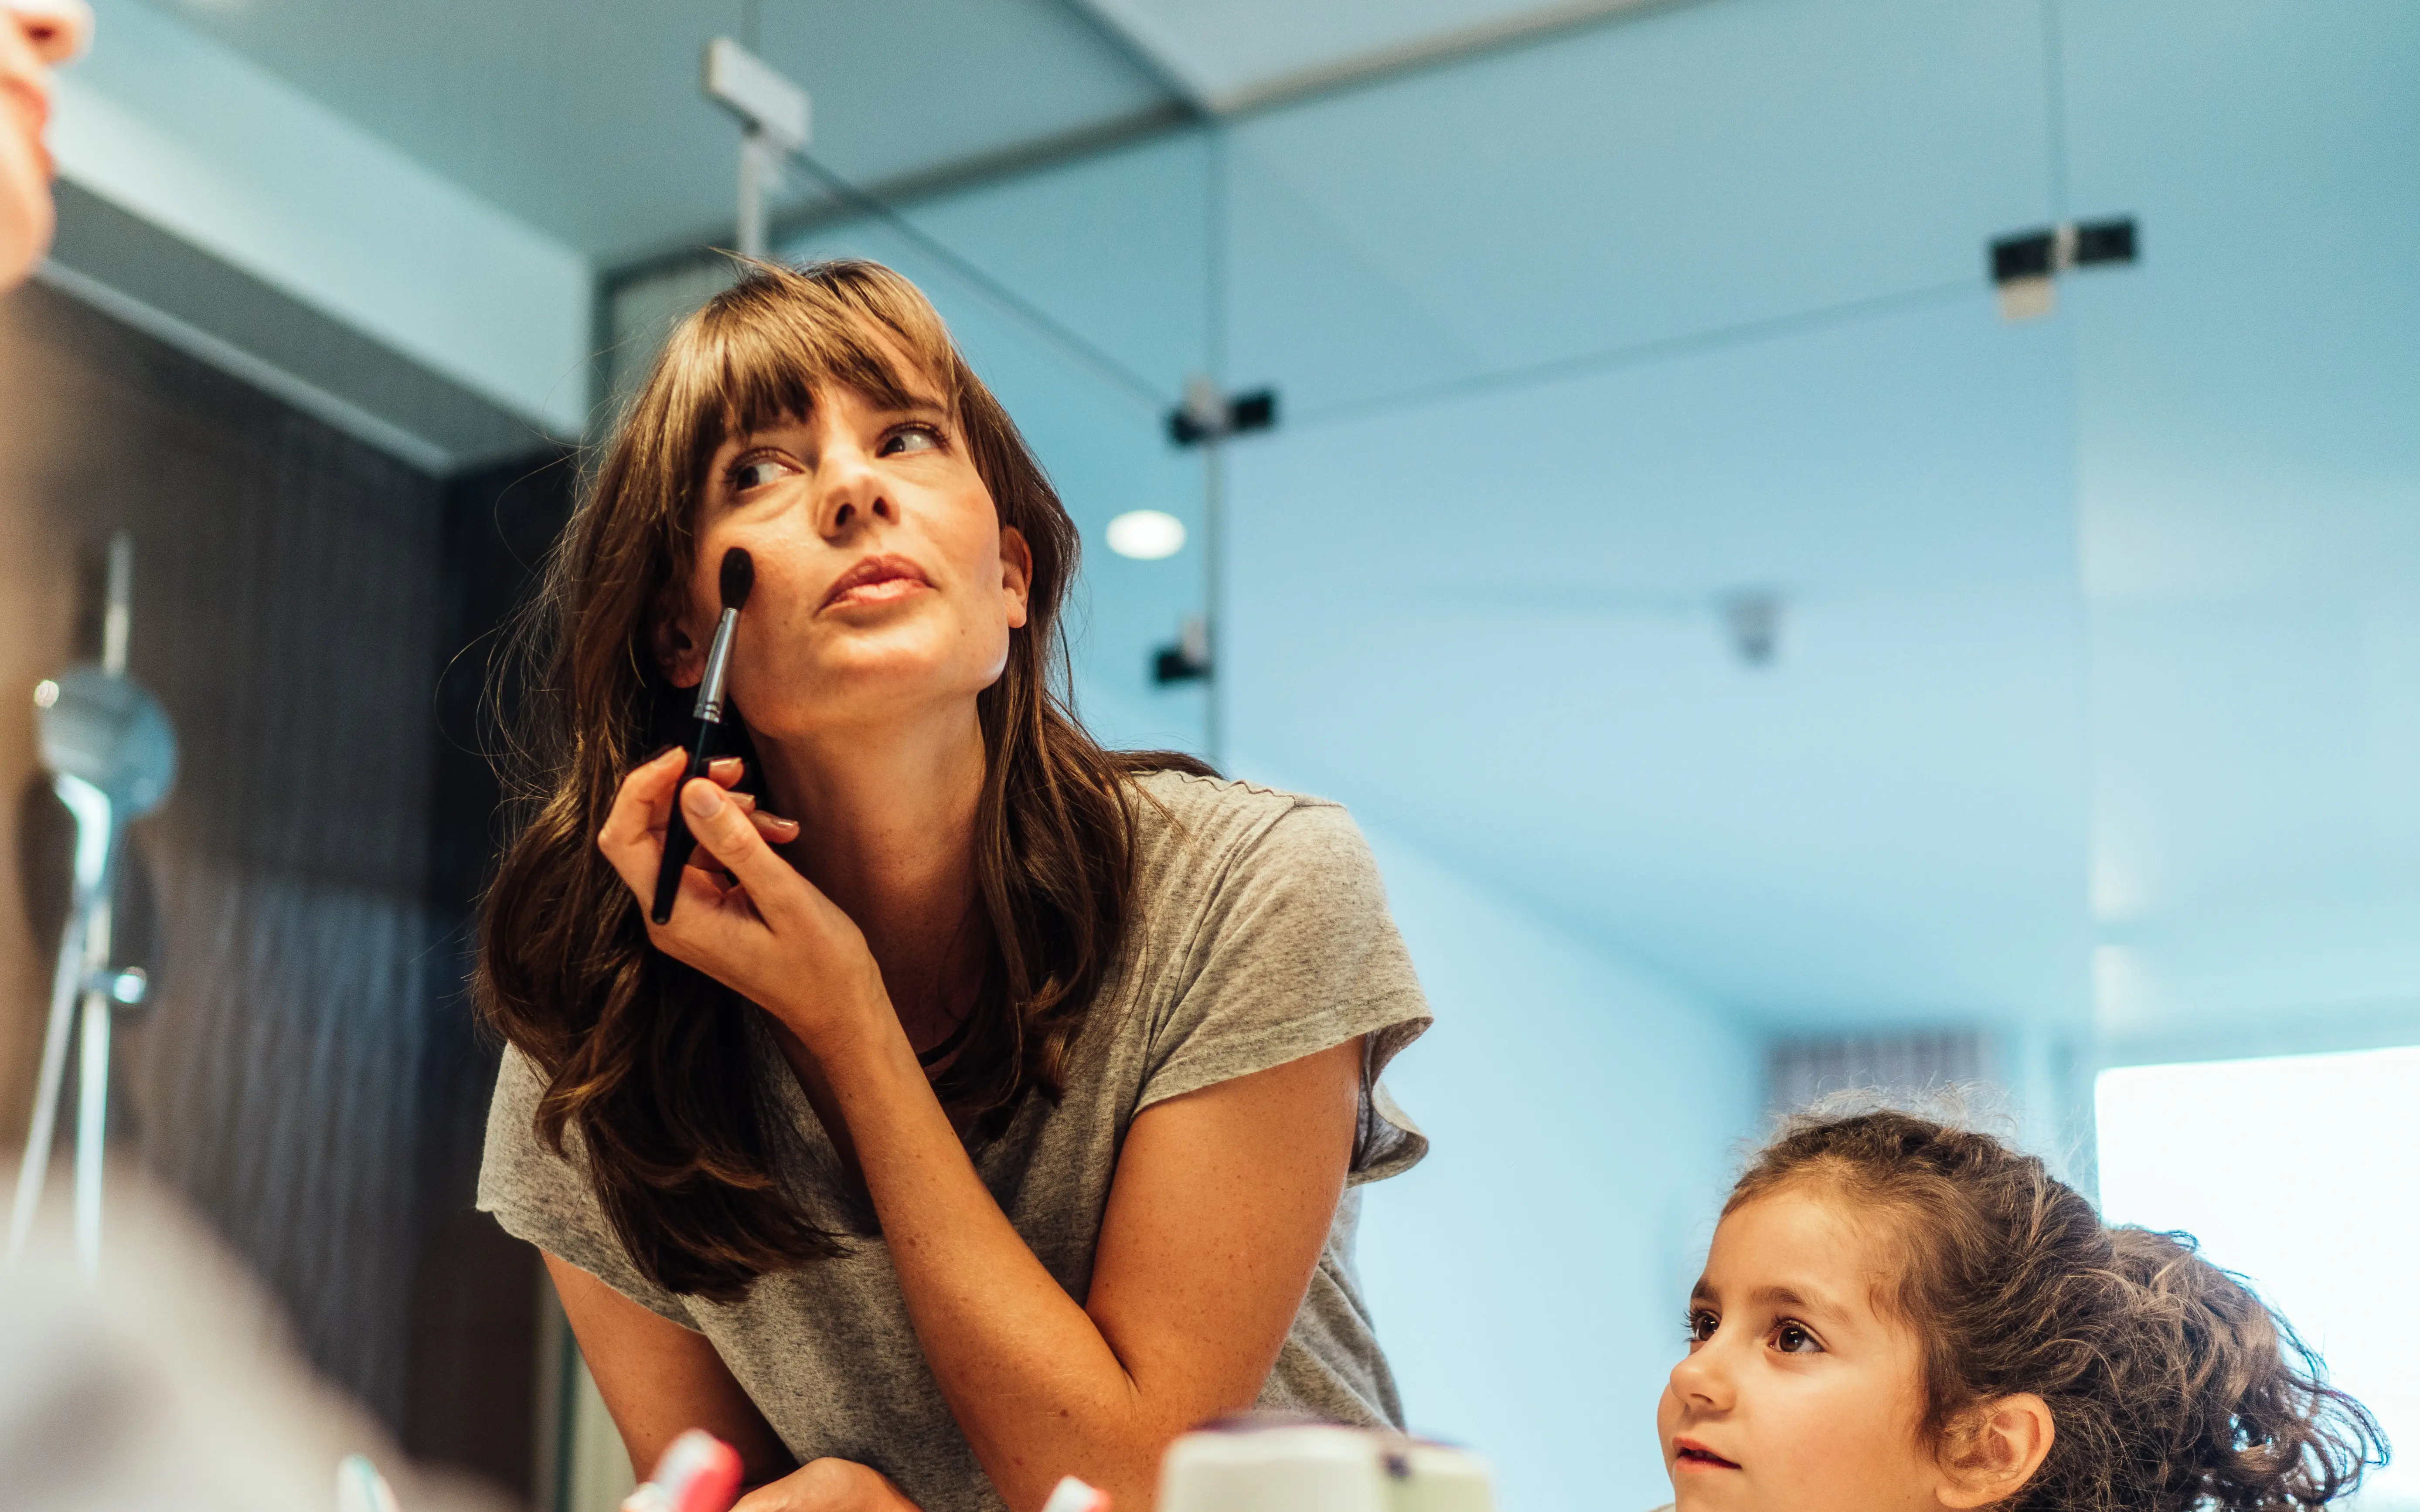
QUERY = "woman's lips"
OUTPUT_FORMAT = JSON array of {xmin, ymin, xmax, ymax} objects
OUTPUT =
[
  {"xmin": 820, "ymin": 554, "xmax": 933, "ymax": 610},
  {"xmin": 1672, "ymin": 1438, "xmax": 1740, "ymax": 1471}
]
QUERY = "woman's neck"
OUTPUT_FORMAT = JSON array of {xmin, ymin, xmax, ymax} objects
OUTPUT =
[{"xmin": 754, "ymin": 705, "xmax": 989, "ymax": 1048}]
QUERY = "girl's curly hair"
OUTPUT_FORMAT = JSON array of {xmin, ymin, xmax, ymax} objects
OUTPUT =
[{"xmin": 1730, "ymin": 1108, "xmax": 2386, "ymax": 1511}]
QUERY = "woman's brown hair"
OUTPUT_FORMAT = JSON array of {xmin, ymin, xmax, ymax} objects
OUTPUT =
[
  {"xmin": 477, "ymin": 259, "xmax": 1208, "ymax": 1302},
  {"xmin": 1730, "ymin": 1107, "xmax": 2385, "ymax": 1511}
]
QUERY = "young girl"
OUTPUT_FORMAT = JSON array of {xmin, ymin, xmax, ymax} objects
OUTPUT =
[{"xmin": 1657, "ymin": 1108, "xmax": 2385, "ymax": 1512}]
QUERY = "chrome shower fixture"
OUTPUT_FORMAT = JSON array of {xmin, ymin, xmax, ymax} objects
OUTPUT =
[{"xmin": 7, "ymin": 532, "xmax": 179, "ymax": 1274}]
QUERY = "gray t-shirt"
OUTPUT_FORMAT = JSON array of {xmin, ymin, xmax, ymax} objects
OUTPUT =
[{"xmin": 478, "ymin": 771, "xmax": 1433, "ymax": 1512}]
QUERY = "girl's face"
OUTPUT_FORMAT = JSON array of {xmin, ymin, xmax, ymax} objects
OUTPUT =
[
  {"xmin": 668, "ymin": 372, "xmax": 1031, "ymax": 741},
  {"xmin": 1657, "ymin": 1190, "xmax": 1951, "ymax": 1512}
]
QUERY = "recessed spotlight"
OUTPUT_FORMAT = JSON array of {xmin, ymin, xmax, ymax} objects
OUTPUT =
[{"xmin": 1106, "ymin": 510, "xmax": 1186, "ymax": 561}]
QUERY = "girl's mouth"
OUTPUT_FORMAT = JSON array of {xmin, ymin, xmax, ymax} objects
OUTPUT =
[{"xmin": 1673, "ymin": 1439, "xmax": 1740, "ymax": 1471}]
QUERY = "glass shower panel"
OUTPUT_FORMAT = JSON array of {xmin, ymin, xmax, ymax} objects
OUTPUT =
[{"xmin": 2063, "ymin": 0, "xmax": 2420, "ymax": 1050}]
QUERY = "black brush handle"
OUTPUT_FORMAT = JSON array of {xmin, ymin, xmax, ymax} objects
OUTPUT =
[{"xmin": 650, "ymin": 726, "xmax": 718, "ymax": 925}]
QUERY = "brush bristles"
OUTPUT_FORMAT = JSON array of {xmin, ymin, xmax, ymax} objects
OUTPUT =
[{"xmin": 719, "ymin": 547, "xmax": 754, "ymax": 612}]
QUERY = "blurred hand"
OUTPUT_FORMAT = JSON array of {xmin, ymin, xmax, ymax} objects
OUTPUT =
[
  {"xmin": 733, "ymin": 1458, "xmax": 925, "ymax": 1512},
  {"xmin": 597, "ymin": 748, "xmax": 891, "ymax": 1053}
]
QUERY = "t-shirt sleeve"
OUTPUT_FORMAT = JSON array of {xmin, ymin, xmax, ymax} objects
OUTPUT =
[
  {"xmin": 478, "ymin": 1045, "xmax": 701, "ymax": 1329},
  {"xmin": 1139, "ymin": 799, "xmax": 1433, "ymax": 1184}
]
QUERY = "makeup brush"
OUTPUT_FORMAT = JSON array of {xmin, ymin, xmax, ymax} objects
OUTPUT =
[{"xmin": 652, "ymin": 547, "xmax": 755, "ymax": 925}]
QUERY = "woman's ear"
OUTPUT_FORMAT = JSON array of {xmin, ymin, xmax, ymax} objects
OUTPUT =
[
  {"xmin": 998, "ymin": 525, "xmax": 1033, "ymax": 631},
  {"xmin": 651, "ymin": 588, "xmax": 706, "ymax": 689},
  {"xmin": 1937, "ymin": 1393, "xmax": 2054, "ymax": 1509}
]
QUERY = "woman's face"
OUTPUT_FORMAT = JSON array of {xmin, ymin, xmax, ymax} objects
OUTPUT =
[
  {"xmin": 1657, "ymin": 1190, "xmax": 1947, "ymax": 1512},
  {"xmin": 667, "ymin": 369, "xmax": 1031, "ymax": 742}
]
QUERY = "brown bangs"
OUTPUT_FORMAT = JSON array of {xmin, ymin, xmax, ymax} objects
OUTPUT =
[{"xmin": 644, "ymin": 263, "xmax": 966, "ymax": 547}]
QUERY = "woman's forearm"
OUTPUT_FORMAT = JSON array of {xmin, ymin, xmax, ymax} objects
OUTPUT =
[
  {"xmin": 616, "ymin": 771, "xmax": 1345, "ymax": 1509},
  {"xmin": 813, "ymin": 1021, "xmax": 1167, "ymax": 1512}
]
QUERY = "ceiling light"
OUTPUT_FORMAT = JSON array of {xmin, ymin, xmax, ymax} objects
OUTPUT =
[{"xmin": 1106, "ymin": 510, "xmax": 1185, "ymax": 561}]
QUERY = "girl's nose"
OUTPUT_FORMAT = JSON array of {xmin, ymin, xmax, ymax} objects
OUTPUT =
[{"xmin": 1668, "ymin": 1342, "xmax": 1734, "ymax": 1410}]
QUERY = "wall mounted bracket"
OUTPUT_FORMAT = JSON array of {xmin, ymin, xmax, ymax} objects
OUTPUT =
[
  {"xmin": 704, "ymin": 37, "xmax": 812, "ymax": 260},
  {"xmin": 1168, "ymin": 384, "xmax": 1278, "ymax": 447},
  {"xmin": 1989, "ymin": 216, "xmax": 2137, "ymax": 320},
  {"xmin": 1151, "ymin": 615, "xmax": 1212, "ymax": 685}
]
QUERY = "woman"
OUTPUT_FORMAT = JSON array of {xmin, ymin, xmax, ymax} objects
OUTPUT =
[{"xmin": 476, "ymin": 261, "xmax": 1432, "ymax": 1512}]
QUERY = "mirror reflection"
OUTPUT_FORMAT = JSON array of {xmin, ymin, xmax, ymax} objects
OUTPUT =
[{"xmin": 2, "ymin": 4, "xmax": 2414, "ymax": 1512}]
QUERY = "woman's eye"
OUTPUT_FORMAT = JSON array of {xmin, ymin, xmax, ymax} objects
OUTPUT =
[
  {"xmin": 879, "ymin": 424, "xmax": 943, "ymax": 456},
  {"xmin": 728, "ymin": 456, "xmax": 793, "ymax": 493},
  {"xmin": 1772, "ymin": 1321, "xmax": 1822, "ymax": 1355}
]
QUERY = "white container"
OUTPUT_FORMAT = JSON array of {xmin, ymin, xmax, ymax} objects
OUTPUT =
[
  {"xmin": 1386, "ymin": 1444, "xmax": 1494, "ymax": 1512},
  {"xmin": 1158, "ymin": 1422, "xmax": 1494, "ymax": 1512}
]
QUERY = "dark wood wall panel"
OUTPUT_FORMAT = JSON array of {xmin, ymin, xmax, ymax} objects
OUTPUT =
[{"xmin": 0, "ymin": 281, "xmax": 559, "ymax": 1499}]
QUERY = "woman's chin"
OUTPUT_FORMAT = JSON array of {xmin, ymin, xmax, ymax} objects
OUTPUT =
[{"xmin": 748, "ymin": 646, "xmax": 1004, "ymax": 734}]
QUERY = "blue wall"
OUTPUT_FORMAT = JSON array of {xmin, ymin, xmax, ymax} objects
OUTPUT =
[
  {"xmin": 1213, "ymin": 0, "xmax": 2098, "ymax": 1033},
  {"xmin": 1351, "ymin": 822, "xmax": 1756, "ymax": 1510}
]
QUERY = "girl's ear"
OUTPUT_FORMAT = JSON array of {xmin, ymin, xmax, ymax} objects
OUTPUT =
[
  {"xmin": 998, "ymin": 524, "xmax": 1033, "ymax": 631},
  {"xmin": 651, "ymin": 587, "xmax": 706, "ymax": 689},
  {"xmin": 1937, "ymin": 1393, "xmax": 2054, "ymax": 1509}
]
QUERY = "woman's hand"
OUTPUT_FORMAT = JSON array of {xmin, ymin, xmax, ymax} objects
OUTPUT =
[
  {"xmin": 733, "ymin": 1459, "xmax": 923, "ymax": 1512},
  {"xmin": 597, "ymin": 748, "xmax": 891, "ymax": 1050},
  {"xmin": 633, "ymin": 752, "xmax": 803, "ymax": 859}
]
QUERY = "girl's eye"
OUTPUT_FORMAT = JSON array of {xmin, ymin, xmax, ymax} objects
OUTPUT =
[
  {"xmin": 879, "ymin": 424, "xmax": 943, "ymax": 456},
  {"xmin": 727, "ymin": 455, "xmax": 794, "ymax": 493},
  {"xmin": 1772, "ymin": 1321, "xmax": 1823, "ymax": 1355},
  {"xmin": 1685, "ymin": 1310, "xmax": 1718, "ymax": 1344}
]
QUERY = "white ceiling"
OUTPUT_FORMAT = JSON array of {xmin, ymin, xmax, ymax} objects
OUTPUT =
[{"xmin": 138, "ymin": 0, "xmax": 1184, "ymax": 262}]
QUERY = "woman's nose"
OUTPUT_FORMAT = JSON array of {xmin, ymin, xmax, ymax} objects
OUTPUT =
[{"xmin": 817, "ymin": 448, "xmax": 898, "ymax": 537}]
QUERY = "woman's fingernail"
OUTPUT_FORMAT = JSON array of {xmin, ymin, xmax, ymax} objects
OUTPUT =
[
  {"xmin": 767, "ymin": 816, "xmax": 800, "ymax": 834},
  {"xmin": 710, "ymin": 756, "xmax": 743, "ymax": 776},
  {"xmin": 683, "ymin": 781, "xmax": 725, "ymax": 818}
]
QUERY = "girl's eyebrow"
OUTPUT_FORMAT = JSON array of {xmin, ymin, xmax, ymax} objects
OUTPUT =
[{"xmin": 1747, "ymin": 1283, "xmax": 1843, "ymax": 1319}]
